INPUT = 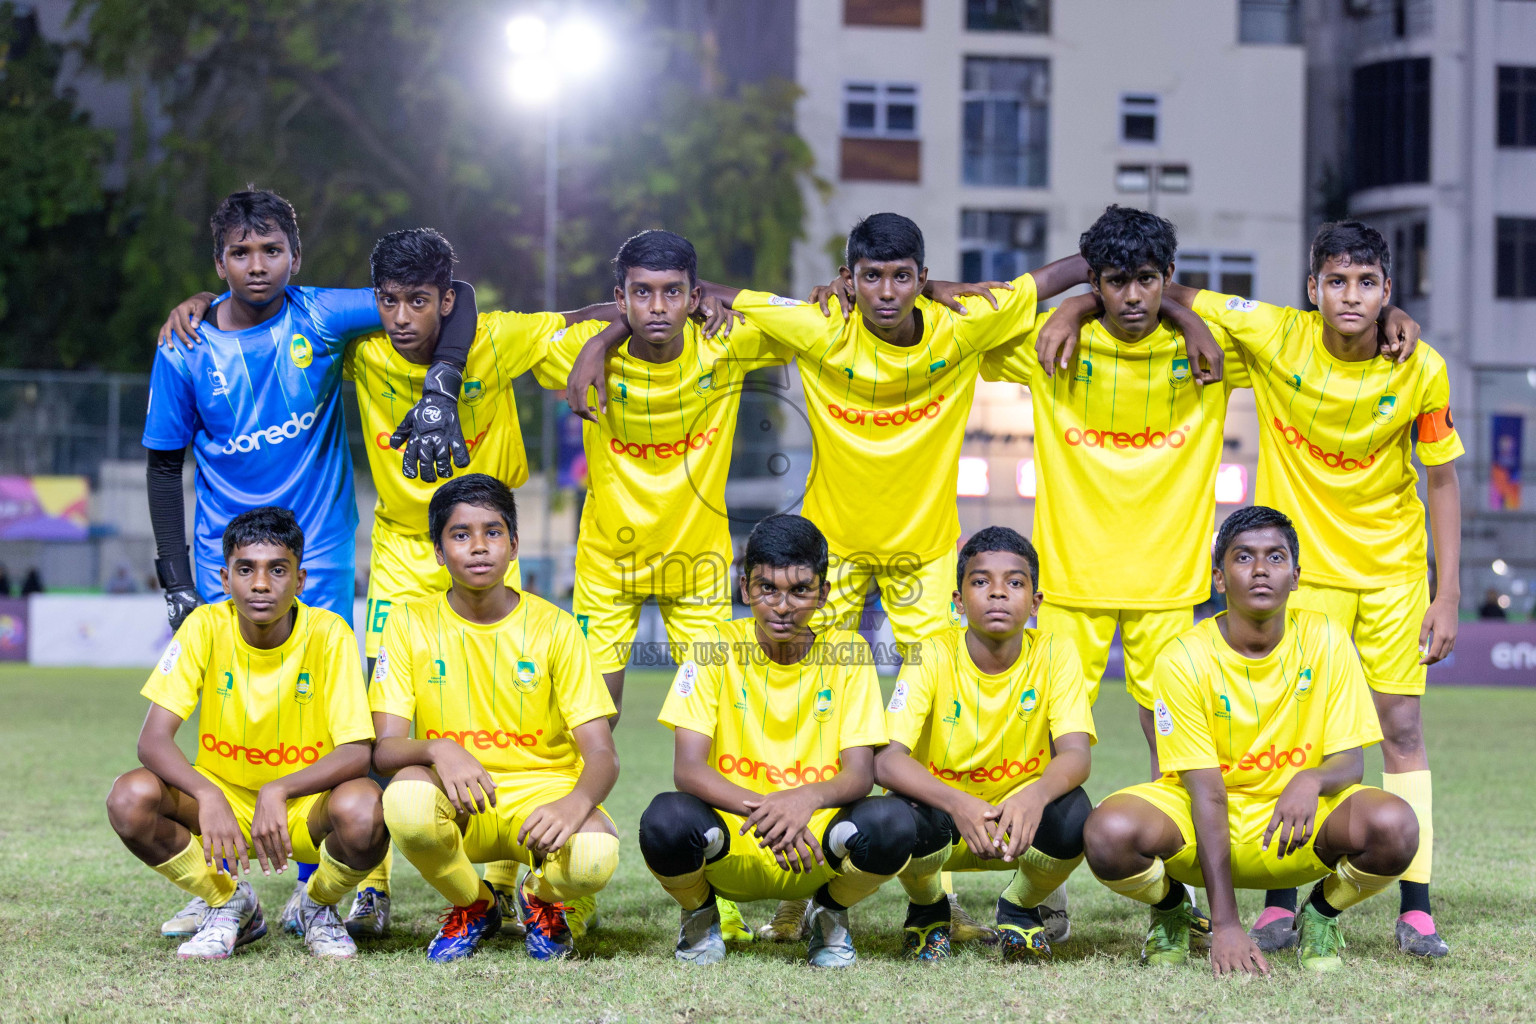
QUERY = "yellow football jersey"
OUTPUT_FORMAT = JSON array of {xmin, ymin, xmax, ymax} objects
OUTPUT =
[
  {"xmin": 886, "ymin": 626, "xmax": 1096, "ymax": 805},
  {"xmin": 343, "ymin": 310, "xmax": 565, "ymax": 535},
  {"xmin": 733, "ymin": 278, "xmax": 1041, "ymax": 561},
  {"xmin": 1152, "ymin": 609, "xmax": 1382, "ymax": 803},
  {"xmin": 658, "ymin": 618, "xmax": 888, "ymax": 796},
  {"xmin": 1192, "ymin": 293, "xmax": 1464, "ymax": 588},
  {"xmin": 533, "ymin": 318, "xmax": 789, "ymax": 595},
  {"xmin": 370, "ymin": 591, "xmax": 615, "ymax": 774},
  {"xmin": 142, "ymin": 601, "xmax": 373, "ymax": 791},
  {"xmin": 981, "ymin": 315, "xmax": 1248, "ymax": 609}
]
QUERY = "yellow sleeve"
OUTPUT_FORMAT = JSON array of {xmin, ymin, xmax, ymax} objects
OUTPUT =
[
  {"xmin": 1190, "ymin": 291, "xmax": 1297, "ymax": 361},
  {"xmin": 320, "ymin": 617, "xmax": 375, "ymax": 746},
  {"xmin": 1042, "ymin": 636, "xmax": 1096, "ymax": 745},
  {"xmin": 715, "ymin": 317, "xmax": 792, "ymax": 372},
  {"xmin": 368, "ymin": 604, "xmax": 417, "ymax": 721},
  {"xmin": 140, "ymin": 607, "xmax": 212, "ymax": 720},
  {"xmin": 1151, "ymin": 640, "xmax": 1220, "ymax": 774},
  {"xmin": 1413, "ymin": 361, "xmax": 1464, "ymax": 467},
  {"xmin": 530, "ymin": 320, "xmax": 607, "ymax": 391},
  {"xmin": 731, "ymin": 289, "xmax": 845, "ymax": 358},
  {"xmin": 979, "ymin": 319, "xmax": 1043, "ymax": 386},
  {"xmin": 341, "ymin": 337, "xmax": 359, "ymax": 383},
  {"xmin": 953, "ymin": 273, "xmax": 1041, "ymax": 353},
  {"xmin": 1210, "ymin": 321, "xmax": 1252, "ymax": 391},
  {"xmin": 1321, "ymin": 619, "xmax": 1384, "ymax": 755},
  {"xmin": 481, "ymin": 310, "xmax": 568, "ymax": 378},
  {"xmin": 885, "ymin": 642, "xmax": 937, "ymax": 750},
  {"xmin": 837, "ymin": 643, "xmax": 889, "ymax": 752},
  {"xmin": 548, "ymin": 611, "xmax": 617, "ymax": 729},
  {"xmin": 657, "ymin": 656, "xmax": 721, "ymax": 737}
]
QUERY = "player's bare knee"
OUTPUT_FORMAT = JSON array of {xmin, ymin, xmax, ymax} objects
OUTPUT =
[
  {"xmin": 105, "ymin": 769, "xmax": 162, "ymax": 835},
  {"xmin": 390, "ymin": 764, "xmax": 436, "ymax": 787},
  {"xmin": 328, "ymin": 779, "xmax": 386, "ymax": 853},
  {"xmin": 1082, "ymin": 805, "xmax": 1144, "ymax": 878},
  {"xmin": 1369, "ymin": 794, "xmax": 1420, "ymax": 873}
]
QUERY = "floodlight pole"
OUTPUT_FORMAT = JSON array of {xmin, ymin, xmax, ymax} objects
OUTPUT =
[{"xmin": 540, "ymin": 101, "xmax": 558, "ymax": 581}]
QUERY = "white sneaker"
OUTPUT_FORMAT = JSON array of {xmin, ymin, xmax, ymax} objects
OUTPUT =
[
  {"xmin": 160, "ymin": 895, "xmax": 209, "ymax": 938},
  {"xmin": 343, "ymin": 886, "xmax": 391, "ymax": 939},
  {"xmin": 176, "ymin": 881, "xmax": 266, "ymax": 959},
  {"xmin": 280, "ymin": 878, "xmax": 307, "ymax": 936},
  {"xmin": 806, "ymin": 900, "xmax": 856, "ymax": 968},
  {"xmin": 297, "ymin": 888, "xmax": 358, "ymax": 958}
]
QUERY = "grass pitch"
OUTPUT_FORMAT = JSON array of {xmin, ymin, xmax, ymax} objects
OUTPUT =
[{"xmin": 1, "ymin": 666, "xmax": 1532, "ymax": 1023}]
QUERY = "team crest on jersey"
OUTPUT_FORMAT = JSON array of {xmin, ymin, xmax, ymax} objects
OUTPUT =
[
  {"xmin": 428, "ymin": 658, "xmax": 447, "ymax": 686},
  {"xmin": 294, "ymin": 671, "xmax": 314, "ymax": 705},
  {"xmin": 462, "ymin": 378, "xmax": 485, "ymax": 405},
  {"xmin": 1014, "ymin": 686, "xmax": 1038, "ymax": 721},
  {"xmin": 1372, "ymin": 393, "xmax": 1397, "ymax": 425},
  {"xmin": 1074, "ymin": 357, "xmax": 1093, "ymax": 383},
  {"xmin": 514, "ymin": 658, "xmax": 539, "ymax": 693},
  {"xmin": 290, "ymin": 334, "xmax": 313, "ymax": 369},
  {"xmin": 1294, "ymin": 667, "xmax": 1314, "ymax": 702},
  {"xmin": 926, "ymin": 358, "xmax": 948, "ymax": 377},
  {"xmin": 1153, "ymin": 698, "xmax": 1174, "ymax": 736},
  {"xmin": 812, "ymin": 685, "xmax": 834, "ymax": 723},
  {"xmin": 207, "ymin": 369, "xmax": 231, "ymax": 397},
  {"xmin": 1169, "ymin": 358, "xmax": 1192, "ymax": 389},
  {"xmin": 886, "ymin": 680, "xmax": 908, "ymax": 713},
  {"xmin": 158, "ymin": 641, "xmax": 182, "ymax": 675},
  {"xmin": 216, "ymin": 671, "xmax": 235, "ymax": 697},
  {"xmin": 695, "ymin": 372, "xmax": 714, "ymax": 396}
]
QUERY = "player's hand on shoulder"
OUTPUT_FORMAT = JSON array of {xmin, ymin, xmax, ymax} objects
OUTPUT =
[
  {"xmin": 566, "ymin": 337, "xmax": 611, "ymax": 423},
  {"xmin": 249, "ymin": 783, "xmax": 294, "ymax": 875},
  {"xmin": 1035, "ymin": 297, "xmax": 1096, "ymax": 378},
  {"xmin": 1379, "ymin": 306, "xmax": 1421, "ymax": 365},
  {"xmin": 164, "ymin": 587, "xmax": 204, "ymax": 632},
  {"xmin": 430, "ymin": 740, "xmax": 497, "ymax": 815},
  {"xmin": 926, "ymin": 279, "xmax": 1013, "ymax": 315},
  {"xmin": 807, "ymin": 278, "xmax": 854, "ymax": 319},
  {"xmin": 695, "ymin": 299, "xmax": 745, "ymax": 339},
  {"xmin": 1210, "ymin": 924, "xmax": 1269, "ymax": 977},
  {"xmin": 158, "ymin": 292, "xmax": 217, "ymax": 350},
  {"xmin": 390, "ymin": 362, "xmax": 469, "ymax": 482}
]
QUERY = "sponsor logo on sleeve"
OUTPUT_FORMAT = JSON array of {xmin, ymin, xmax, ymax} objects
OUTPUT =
[
  {"xmin": 158, "ymin": 640, "xmax": 182, "ymax": 675},
  {"xmin": 886, "ymin": 680, "xmax": 908, "ymax": 713},
  {"xmin": 373, "ymin": 649, "xmax": 388, "ymax": 681},
  {"xmin": 1225, "ymin": 297, "xmax": 1260, "ymax": 313},
  {"xmin": 767, "ymin": 294, "xmax": 804, "ymax": 307},
  {"xmin": 1154, "ymin": 698, "xmax": 1174, "ymax": 736},
  {"xmin": 675, "ymin": 660, "xmax": 698, "ymax": 697}
]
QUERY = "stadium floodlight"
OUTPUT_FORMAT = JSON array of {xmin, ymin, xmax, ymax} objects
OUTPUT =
[
  {"xmin": 506, "ymin": 11, "xmax": 611, "ymax": 104},
  {"xmin": 1492, "ymin": 558, "xmax": 1510, "ymax": 576}
]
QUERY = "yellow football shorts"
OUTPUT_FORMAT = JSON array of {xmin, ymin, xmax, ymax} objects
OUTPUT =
[
  {"xmin": 703, "ymin": 806, "xmax": 844, "ymax": 904},
  {"xmin": 193, "ymin": 765, "xmax": 328, "ymax": 863},
  {"xmin": 364, "ymin": 526, "xmax": 521, "ymax": 658},
  {"xmin": 1038, "ymin": 603, "xmax": 1192, "ymax": 708},
  {"xmin": 819, "ymin": 547, "xmax": 961, "ymax": 648},
  {"xmin": 454, "ymin": 769, "xmax": 614, "ymax": 869},
  {"xmin": 572, "ymin": 574, "xmax": 733, "ymax": 675},
  {"xmin": 1111, "ymin": 779, "xmax": 1372, "ymax": 890},
  {"xmin": 1290, "ymin": 578, "xmax": 1429, "ymax": 696}
]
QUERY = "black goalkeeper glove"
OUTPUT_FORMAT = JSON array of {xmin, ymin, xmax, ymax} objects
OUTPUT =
[
  {"xmin": 155, "ymin": 551, "xmax": 204, "ymax": 631},
  {"xmin": 390, "ymin": 362, "xmax": 469, "ymax": 482}
]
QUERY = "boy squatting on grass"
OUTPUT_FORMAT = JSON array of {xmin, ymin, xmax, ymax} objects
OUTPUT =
[
  {"xmin": 638, "ymin": 514, "xmax": 918, "ymax": 968},
  {"xmin": 875, "ymin": 526, "xmax": 1095, "ymax": 963},
  {"xmin": 1083, "ymin": 506, "xmax": 1420, "ymax": 975},
  {"xmin": 106, "ymin": 507, "xmax": 387, "ymax": 960},
  {"xmin": 372, "ymin": 474, "xmax": 620, "ymax": 962}
]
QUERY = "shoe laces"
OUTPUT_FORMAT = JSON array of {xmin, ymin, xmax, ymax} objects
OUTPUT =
[
  {"xmin": 307, "ymin": 902, "xmax": 347, "ymax": 942},
  {"xmin": 437, "ymin": 900, "xmax": 489, "ymax": 939},
  {"xmin": 1301, "ymin": 911, "xmax": 1343, "ymax": 956},
  {"xmin": 1149, "ymin": 904, "xmax": 1193, "ymax": 950},
  {"xmin": 522, "ymin": 891, "xmax": 569, "ymax": 936}
]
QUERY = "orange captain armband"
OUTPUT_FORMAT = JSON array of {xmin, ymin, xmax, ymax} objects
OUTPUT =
[{"xmin": 1415, "ymin": 406, "xmax": 1456, "ymax": 444}]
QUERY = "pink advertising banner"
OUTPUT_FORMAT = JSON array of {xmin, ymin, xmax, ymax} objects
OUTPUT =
[{"xmin": 0, "ymin": 476, "xmax": 89, "ymax": 541}]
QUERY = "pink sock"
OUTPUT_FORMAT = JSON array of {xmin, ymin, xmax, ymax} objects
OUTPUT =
[
  {"xmin": 1253, "ymin": 906, "xmax": 1295, "ymax": 929},
  {"xmin": 1398, "ymin": 910, "xmax": 1436, "ymax": 934}
]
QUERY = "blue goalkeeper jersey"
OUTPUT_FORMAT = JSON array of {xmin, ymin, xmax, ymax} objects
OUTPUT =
[{"xmin": 142, "ymin": 286, "xmax": 381, "ymax": 573}]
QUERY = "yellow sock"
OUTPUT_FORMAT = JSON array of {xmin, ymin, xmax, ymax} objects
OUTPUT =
[
  {"xmin": 307, "ymin": 843, "xmax": 373, "ymax": 906},
  {"xmin": 651, "ymin": 866, "xmax": 712, "ymax": 911},
  {"xmin": 484, "ymin": 859, "xmax": 524, "ymax": 892},
  {"xmin": 898, "ymin": 844, "xmax": 951, "ymax": 908},
  {"xmin": 826, "ymin": 853, "xmax": 907, "ymax": 909},
  {"xmin": 940, "ymin": 869, "xmax": 956, "ymax": 895},
  {"xmin": 382, "ymin": 780, "xmax": 482, "ymax": 906},
  {"xmin": 1321, "ymin": 855, "xmax": 1399, "ymax": 912},
  {"xmin": 153, "ymin": 835, "xmax": 237, "ymax": 907},
  {"xmin": 1002, "ymin": 848, "xmax": 1083, "ymax": 910},
  {"xmin": 1094, "ymin": 858, "xmax": 1173, "ymax": 906},
  {"xmin": 355, "ymin": 844, "xmax": 392, "ymax": 896},
  {"xmin": 1382, "ymin": 770, "xmax": 1432, "ymax": 885},
  {"xmin": 530, "ymin": 832, "xmax": 619, "ymax": 903}
]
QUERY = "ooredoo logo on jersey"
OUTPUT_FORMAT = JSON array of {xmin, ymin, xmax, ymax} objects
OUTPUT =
[{"xmin": 222, "ymin": 411, "xmax": 318, "ymax": 454}]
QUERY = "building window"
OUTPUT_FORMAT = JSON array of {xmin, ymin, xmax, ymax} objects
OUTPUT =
[
  {"xmin": 966, "ymin": 0, "xmax": 1049, "ymax": 33},
  {"xmin": 1496, "ymin": 217, "xmax": 1536, "ymax": 299},
  {"xmin": 1498, "ymin": 66, "xmax": 1536, "ymax": 148},
  {"xmin": 1120, "ymin": 94, "xmax": 1159, "ymax": 144},
  {"xmin": 1177, "ymin": 253, "xmax": 1256, "ymax": 298},
  {"xmin": 960, "ymin": 210, "xmax": 1047, "ymax": 282},
  {"xmin": 1238, "ymin": 0, "xmax": 1301, "ymax": 44},
  {"xmin": 845, "ymin": 0, "xmax": 923, "ymax": 28},
  {"xmin": 1352, "ymin": 58, "xmax": 1431, "ymax": 190},
  {"xmin": 963, "ymin": 57, "xmax": 1050, "ymax": 187},
  {"xmin": 1392, "ymin": 221, "xmax": 1430, "ymax": 299},
  {"xmin": 843, "ymin": 82, "xmax": 919, "ymax": 138}
]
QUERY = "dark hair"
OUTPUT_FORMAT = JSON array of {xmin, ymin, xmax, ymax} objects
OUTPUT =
[
  {"xmin": 222, "ymin": 506, "xmax": 304, "ymax": 563},
  {"xmin": 845, "ymin": 212, "xmax": 925, "ymax": 269},
  {"xmin": 1079, "ymin": 205, "xmax": 1178, "ymax": 277},
  {"xmin": 956, "ymin": 526, "xmax": 1039, "ymax": 592},
  {"xmin": 613, "ymin": 229, "xmax": 698, "ymax": 289},
  {"xmin": 743, "ymin": 514, "xmax": 829, "ymax": 582},
  {"xmin": 370, "ymin": 228, "xmax": 456, "ymax": 293},
  {"xmin": 428, "ymin": 473, "xmax": 518, "ymax": 549},
  {"xmin": 1309, "ymin": 219, "xmax": 1391, "ymax": 279},
  {"xmin": 210, "ymin": 188, "xmax": 301, "ymax": 261},
  {"xmin": 1213, "ymin": 505, "xmax": 1299, "ymax": 568}
]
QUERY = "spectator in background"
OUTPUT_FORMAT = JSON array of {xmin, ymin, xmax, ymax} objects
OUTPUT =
[
  {"xmin": 1478, "ymin": 588, "xmax": 1507, "ymax": 621},
  {"xmin": 107, "ymin": 565, "xmax": 139, "ymax": 594},
  {"xmin": 0, "ymin": 563, "xmax": 11, "ymax": 597},
  {"xmin": 20, "ymin": 568, "xmax": 44, "ymax": 596}
]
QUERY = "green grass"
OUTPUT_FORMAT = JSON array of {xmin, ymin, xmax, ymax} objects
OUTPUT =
[{"xmin": 1, "ymin": 666, "xmax": 1532, "ymax": 1023}]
